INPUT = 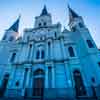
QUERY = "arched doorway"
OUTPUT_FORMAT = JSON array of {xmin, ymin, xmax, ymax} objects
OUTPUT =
[
  {"xmin": 73, "ymin": 70, "xmax": 86, "ymax": 97},
  {"xmin": 0, "ymin": 74, "xmax": 9, "ymax": 97},
  {"xmin": 33, "ymin": 69, "xmax": 45, "ymax": 98}
]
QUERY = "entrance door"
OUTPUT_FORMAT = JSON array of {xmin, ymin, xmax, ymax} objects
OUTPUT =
[
  {"xmin": 33, "ymin": 69, "xmax": 45, "ymax": 97},
  {"xmin": 73, "ymin": 70, "xmax": 86, "ymax": 97},
  {"xmin": 33, "ymin": 77, "xmax": 44, "ymax": 97},
  {"xmin": 0, "ymin": 74, "xmax": 9, "ymax": 97}
]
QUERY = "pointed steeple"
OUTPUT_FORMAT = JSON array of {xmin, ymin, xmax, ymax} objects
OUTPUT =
[
  {"xmin": 40, "ymin": 5, "xmax": 49, "ymax": 16},
  {"xmin": 8, "ymin": 15, "xmax": 20, "ymax": 32},
  {"xmin": 68, "ymin": 5, "xmax": 80, "ymax": 22}
]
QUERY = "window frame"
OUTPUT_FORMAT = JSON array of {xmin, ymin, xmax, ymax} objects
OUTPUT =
[{"xmin": 68, "ymin": 46, "xmax": 75, "ymax": 57}]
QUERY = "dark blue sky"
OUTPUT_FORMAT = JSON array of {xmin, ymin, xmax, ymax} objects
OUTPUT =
[{"xmin": 0, "ymin": 0, "xmax": 100, "ymax": 47}]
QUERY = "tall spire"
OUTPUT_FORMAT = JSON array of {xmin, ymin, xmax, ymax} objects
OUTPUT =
[
  {"xmin": 8, "ymin": 15, "xmax": 20, "ymax": 32},
  {"xmin": 68, "ymin": 5, "xmax": 79, "ymax": 22},
  {"xmin": 40, "ymin": 5, "xmax": 48, "ymax": 16}
]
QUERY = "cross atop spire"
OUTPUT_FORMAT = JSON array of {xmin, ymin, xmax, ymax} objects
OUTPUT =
[
  {"xmin": 68, "ymin": 5, "xmax": 80, "ymax": 23},
  {"xmin": 8, "ymin": 15, "xmax": 20, "ymax": 32},
  {"xmin": 40, "ymin": 5, "xmax": 49, "ymax": 16}
]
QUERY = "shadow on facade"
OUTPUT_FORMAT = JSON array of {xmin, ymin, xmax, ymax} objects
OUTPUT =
[{"xmin": 0, "ymin": 86, "xmax": 100, "ymax": 100}]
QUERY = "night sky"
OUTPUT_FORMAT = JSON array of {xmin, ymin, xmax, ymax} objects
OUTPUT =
[{"xmin": 0, "ymin": 0, "xmax": 100, "ymax": 47}]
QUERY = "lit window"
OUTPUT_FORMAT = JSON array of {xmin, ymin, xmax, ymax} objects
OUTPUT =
[
  {"xmin": 68, "ymin": 47, "xmax": 75, "ymax": 57},
  {"xmin": 87, "ymin": 40, "xmax": 94, "ymax": 48}
]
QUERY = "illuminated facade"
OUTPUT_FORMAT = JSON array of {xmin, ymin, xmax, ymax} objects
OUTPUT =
[{"xmin": 0, "ymin": 5, "xmax": 100, "ymax": 99}]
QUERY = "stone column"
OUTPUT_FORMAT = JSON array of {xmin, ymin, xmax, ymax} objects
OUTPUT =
[
  {"xmin": 51, "ymin": 39, "xmax": 54, "ymax": 60},
  {"xmin": 60, "ymin": 38, "xmax": 67, "ymax": 59},
  {"xmin": 52, "ymin": 64, "xmax": 55, "ymax": 88},
  {"xmin": 45, "ymin": 65, "xmax": 48, "ymax": 88}
]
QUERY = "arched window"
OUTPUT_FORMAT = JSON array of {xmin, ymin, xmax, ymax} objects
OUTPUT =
[
  {"xmin": 73, "ymin": 70, "xmax": 86, "ymax": 97},
  {"xmin": 68, "ymin": 46, "xmax": 75, "ymax": 57},
  {"xmin": 87, "ymin": 40, "xmax": 94, "ymax": 48},
  {"xmin": 39, "ymin": 23, "xmax": 42, "ymax": 27},
  {"xmin": 48, "ymin": 41, "xmax": 51, "ymax": 47},
  {"xmin": 79, "ymin": 23, "xmax": 84, "ymax": 28},
  {"xmin": 41, "ymin": 50, "xmax": 45, "ymax": 59},
  {"xmin": 72, "ymin": 27, "xmax": 76, "ymax": 32},
  {"xmin": 9, "ymin": 36, "xmax": 14, "ymax": 41},
  {"xmin": 36, "ymin": 50, "xmax": 40, "ymax": 59},
  {"xmin": 10, "ymin": 53, "xmax": 16, "ymax": 62},
  {"xmin": 44, "ymin": 22, "xmax": 47, "ymax": 26},
  {"xmin": 34, "ymin": 69, "xmax": 45, "ymax": 76}
]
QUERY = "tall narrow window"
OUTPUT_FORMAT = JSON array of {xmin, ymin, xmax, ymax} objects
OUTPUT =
[
  {"xmin": 87, "ymin": 40, "xmax": 94, "ymax": 48},
  {"xmin": 41, "ymin": 50, "xmax": 45, "ymax": 59},
  {"xmin": 55, "ymin": 32, "xmax": 57, "ymax": 38},
  {"xmin": 48, "ymin": 67, "xmax": 52, "ymax": 88},
  {"xmin": 10, "ymin": 53, "xmax": 16, "ymax": 62},
  {"xmin": 48, "ymin": 42, "xmax": 51, "ymax": 58},
  {"xmin": 73, "ymin": 70, "xmax": 86, "ymax": 97},
  {"xmin": 68, "ymin": 46, "xmax": 75, "ymax": 57},
  {"xmin": 28, "ymin": 44, "xmax": 32, "ymax": 59},
  {"xmin": 36, "ymin": 50, "xmax": 40, "ymax": 59},
  {"xmin": 48, "ymin": 42, "xmax": 51, "ymax": 47}
]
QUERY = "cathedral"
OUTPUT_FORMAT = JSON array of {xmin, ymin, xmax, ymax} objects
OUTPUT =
[{"xmin": 0, "ymin": 5, "xmax": 100, "ymax": 100}]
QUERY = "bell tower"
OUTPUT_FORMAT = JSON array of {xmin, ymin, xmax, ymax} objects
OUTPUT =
[
  {"xmin": 34, "ymin": 5, "xmax": 52, "ymax": 28},
  {"xmin": 68, "ymin": 5, "xmax": 85, "ymax": 32},
  {"xmin": 2, "ymin": 16, "xmax": 20, "ymax": 42}
]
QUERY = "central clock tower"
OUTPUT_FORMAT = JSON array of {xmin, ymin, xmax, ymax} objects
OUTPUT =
[{"xmin": 34, "ymin": 5, "xmax": 52, "ymax": 28}]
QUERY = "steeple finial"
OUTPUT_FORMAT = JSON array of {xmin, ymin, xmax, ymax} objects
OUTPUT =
[
  {"xmin": 68, "ymin": 5, "xmax": 79, "ymax": 22},
  {"xmin": 8, "ymin": 16, "xmax": 20, "ymax": 32},
  {"xmin": 40, "ymin": 5, "xmax": 48, "ymax": 16}
]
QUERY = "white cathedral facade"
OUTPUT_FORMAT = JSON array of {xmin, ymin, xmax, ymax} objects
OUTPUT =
[{"xmin": 0, "ymin": 5, "xmax": 100, "ymax": 100}]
